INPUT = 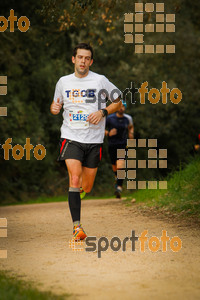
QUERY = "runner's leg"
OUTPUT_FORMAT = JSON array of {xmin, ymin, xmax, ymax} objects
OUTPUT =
[
  {"xmin": 112, "ymin": 164, "xmax": 117, "ymax": 173},
  {"xmin": 65, "ymin": 159, "xmax": 86, "ymax": 240},
  {"xmin": 111, "ymin": 164, "xmax": 118, "ymax": 189},
  {"xmin": 116, "ymin": 159, "xmax": 124, "ymax": 188},
  {"xmin": 65, "ymin": 159, "xmax": 82, "ymax": 188},
  {"xmin": 108, "ymin": 145, "xmax": 123, "ymax": 197},
  {"xmin": 82, "ymin": 166, "xmax": 98, "ymax": 193},
  {"xmin": 65, "ymin": 159, "xmax": 82, "ymax": 223}
]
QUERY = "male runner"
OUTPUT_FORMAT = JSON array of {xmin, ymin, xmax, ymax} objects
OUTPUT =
[
  {"xmin": 105, "ymin": 103, "xmax": 134, "ymax": 198},
  {"xmin": 50, "ymin": 43, "xmax": 122, "ymax": 240}
]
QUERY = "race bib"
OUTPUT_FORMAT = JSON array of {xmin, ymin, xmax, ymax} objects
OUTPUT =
[{"xmin": 68, "ymin": 109, "xmax": 89, "ymax": 128}]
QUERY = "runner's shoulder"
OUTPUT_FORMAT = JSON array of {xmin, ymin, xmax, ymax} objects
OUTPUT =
[
  {"xmin": 124, "ymin": 113, "xmax": 133, "ymax": 125},
  {"xmin": 88, "ymin": 71, "xmax": 108, "ymax": 82},
  {"xmin": 57, "ymin": 71, "xmax": 107, "ymax": 84},
  {"xmin": 58, "ymin": 73, "xmax": 75, "ymax": 83}
]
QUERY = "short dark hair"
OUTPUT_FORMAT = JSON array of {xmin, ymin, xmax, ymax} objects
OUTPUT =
[{"xmin": 73, "ymin": 43, "xmax": 94, "ymax": 60}]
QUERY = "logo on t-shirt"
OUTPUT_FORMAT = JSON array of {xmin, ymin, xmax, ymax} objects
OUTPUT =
[{"xmin": 65, "ymin": 89, "xmax": 96, "ymax": 103}]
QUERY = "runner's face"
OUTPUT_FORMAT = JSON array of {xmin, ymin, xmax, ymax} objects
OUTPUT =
[
  {"xmin": 72, "ymin": 49, "xmax": 93, "ymax": 77},
  {"xmin": 117, "ymin": 105, "xmax": 125, "ymax": 115}
]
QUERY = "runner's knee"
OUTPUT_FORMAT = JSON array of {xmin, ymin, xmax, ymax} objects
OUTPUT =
[{"xmin": 70, "ymin": 175, "xmax": 81, "ymax": 188}]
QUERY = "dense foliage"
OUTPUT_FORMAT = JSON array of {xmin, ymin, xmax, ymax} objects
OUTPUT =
[{"xmin": 0, "ymin": 0, "xmax": 199, "ymax": 202}]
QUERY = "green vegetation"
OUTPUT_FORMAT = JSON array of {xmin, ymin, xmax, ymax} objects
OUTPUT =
[
  {"xmin": 0, "ymin": 193, "xmax": 116, "ymax": 206},
  {"xmin": 127, "ymin": 156, "xmax": 200, "ymax": 218},
  {"xmin": 0, "ymin": 271, "xmax": 69, "ymax": 300},
  {"xmin": 0, "ymin": 0, "xmax": 199, "ymax": 204}
]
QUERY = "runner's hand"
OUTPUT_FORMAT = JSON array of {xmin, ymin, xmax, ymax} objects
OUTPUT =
[
  {"xmin": 87, "ymin": 111, "xmax": 103, "ymax": 125},
  {"xmin": 109, "ymin": 128, "xmax": 117, "ymax": 136},
  {"xmin": 50, "ymin": 98, "xmax": 63, "ymax": 115}
]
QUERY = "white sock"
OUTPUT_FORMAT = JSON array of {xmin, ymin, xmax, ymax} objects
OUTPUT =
[{"xmin": 73, "ymin": 221, "xmax": 80, "ymax": 227}]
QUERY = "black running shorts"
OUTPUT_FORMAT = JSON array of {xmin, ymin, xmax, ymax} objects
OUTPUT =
[
  {"xmin": 108, "ymin": 144, "xmax": 127, "ymax": 165},
  {"xmin": 58, "ymin": 138, "xmax": 103, "ymax": 168}
]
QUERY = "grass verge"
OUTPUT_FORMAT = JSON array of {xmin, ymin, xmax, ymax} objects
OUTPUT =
[
  {"xmin": 126, "ymin": 155, "xmax": 200, "ymax": 219},
  {"xmin": 0, "ymin": 192, "xmax": 117, "ymax": 206},
  {"xmin": 0, "ymin": 270, "xmax": 69, "ymax": 300}
]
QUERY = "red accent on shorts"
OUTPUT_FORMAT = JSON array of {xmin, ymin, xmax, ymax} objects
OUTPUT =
[
  {"xmin": 198, "ymin": 134, "xmax": 200, "ymax": 142},
  {"xmin": 60, "ymin": 139, "xmax": 67, "ymax": 153},
  {"xmin": 100, "ymin": 146, "xmax": 102, "ymax": 161}
]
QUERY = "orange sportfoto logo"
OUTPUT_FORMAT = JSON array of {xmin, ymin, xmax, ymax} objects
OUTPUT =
[{"xmin": 0, "ymin": 9, "xmax": 30, "ymax": 33}]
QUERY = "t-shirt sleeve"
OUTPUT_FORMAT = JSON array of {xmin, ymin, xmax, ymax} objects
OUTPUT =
[
  {"xmin": 125, "ymin": 114, "xmax": 133, "ymax": 126},
  {"xmin": 102, "ymin": 76, "xmax": 122, "ymax": 102},
  {"xmin": 53, "ymin": 79, "xmax": 63, "ymax": 104}
]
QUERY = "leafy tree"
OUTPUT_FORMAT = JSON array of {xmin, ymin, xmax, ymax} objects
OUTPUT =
[{"xmin": 0, "ymin": 0, "xmax": 199, "ymax": 202}]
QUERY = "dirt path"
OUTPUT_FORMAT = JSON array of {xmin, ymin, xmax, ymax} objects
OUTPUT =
[{"xmin": 0, "ymin": 199, "xmax": 200, "ymax": 299}]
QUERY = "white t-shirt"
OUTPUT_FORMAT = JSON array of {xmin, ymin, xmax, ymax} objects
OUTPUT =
[{"xmin": 53, "ymin": 71, "xmax": 121, "ymax": 143}]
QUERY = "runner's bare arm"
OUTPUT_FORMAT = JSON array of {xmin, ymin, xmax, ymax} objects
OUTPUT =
[
  {"xmin": 88, "ymin": 98, "xmax": 122, "ymax": 125},
  {"xmin": 105, "ymin": 130, "xmax": 109, "ymax": 136},
  {"xmin": 105, "ymin": 128, "xmax": 117, "ymax": 137},
  {"xmin": 105, "ymin": 97, "xmax": 122, "ymax": 115},
  {"xmin": 50, "ymin": 98, "xmax": 63, "ymax": 115},
  {"xmin": 128, "ymin": 124, "xmax": 134, "ymax": 139}
]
